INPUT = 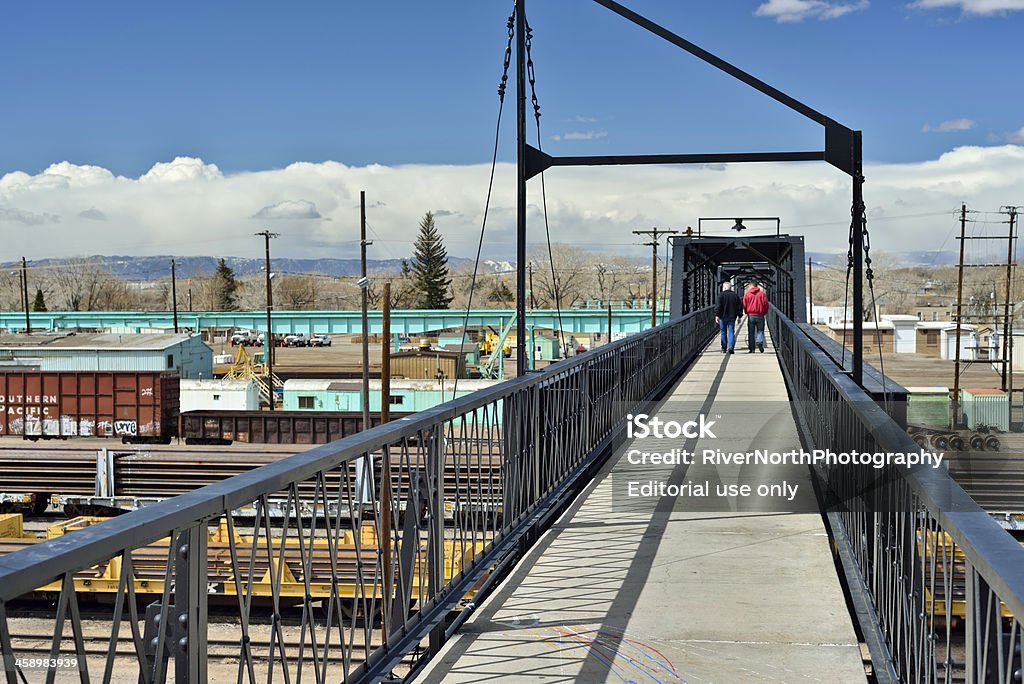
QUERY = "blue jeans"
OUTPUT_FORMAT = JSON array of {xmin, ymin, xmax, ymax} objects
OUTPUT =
[
  {"xmin": 719, "ymin": 317, "xmax": 736, "ymax": 350},
  {"xmin": 747, "ymin": 315, "xmax": 765, "ymax": 351}
]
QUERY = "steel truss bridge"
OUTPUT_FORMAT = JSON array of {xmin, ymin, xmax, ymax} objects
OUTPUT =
[{"xmin": 0, "ymin": 309, "xmax": 666, "ymax": 336}]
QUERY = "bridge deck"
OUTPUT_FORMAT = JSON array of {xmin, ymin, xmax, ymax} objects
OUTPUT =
[{"xmin": 421, "ymin": 330, "xmax": 866, "ymax": 683}]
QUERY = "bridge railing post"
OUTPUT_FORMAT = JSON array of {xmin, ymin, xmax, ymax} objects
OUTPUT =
[{"xmin": 174, "ymin": 521, "xmax": 208, "ymax": 684}]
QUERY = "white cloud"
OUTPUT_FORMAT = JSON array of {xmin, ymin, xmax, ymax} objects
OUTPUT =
[
  {"xmin": 78, "ymin": 207, "xmax": 106, "ymax": 221},
  {"xmin": 755, "ymin": 0, "xmax": 869, "ymax": 22},
  {"xmin": 923, "ymin": 118, "xmax": 976, "ymax": 132},
  {"xmin": 911, "ymin": 0, "xmax": 1024, "ymax": 14},
  {"xmin": 573, "ymin": 115, "xmax": 597, "ymax": 123},
  {"xmin": 252, "ymin": 199, "xmax": 321, "ymax": 220},
  {"xmin": 562, "ymin": 130, "xmax": 608, "ymax": 141},
  {"xmin": 0, "ymin": 207, "xmax": 60, "ymax": 226},
  {"xmin": 140, "ymin": 156, "xmax": 223, "ymax": 183},
  {"xmin": 0, "ymin": 147, "xmax": 1023, "ymax": 260},
  {"xmin": 1008, "ymin": 127, "xmax": 1024, "ymax": 143}
]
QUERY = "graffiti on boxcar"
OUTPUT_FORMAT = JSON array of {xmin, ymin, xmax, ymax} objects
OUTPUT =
[{"xmin": 114, "ymin": 420, "xmax": 138, "ymax": 436}]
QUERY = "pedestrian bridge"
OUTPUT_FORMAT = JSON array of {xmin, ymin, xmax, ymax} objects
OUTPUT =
[{"xmin": 1, "ymin": 307, "xmax": 1023, "ymax": 684}]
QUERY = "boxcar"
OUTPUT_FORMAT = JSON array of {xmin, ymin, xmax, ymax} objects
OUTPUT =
[{"xmin": 0, "ymin": 371, "xmax": 179, "ymax": 443}]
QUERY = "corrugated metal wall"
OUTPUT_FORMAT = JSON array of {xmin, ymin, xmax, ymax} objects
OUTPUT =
[{"xmin": 2, "ymin": 337, "xmax": 212, "ymax": 378}]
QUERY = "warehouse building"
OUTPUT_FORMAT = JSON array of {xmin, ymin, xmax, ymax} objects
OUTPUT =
[
  {"xmin": 282, "ymin": 378, "xmax": 500, "ymax": 413},
  {"xmin": 0, "ymin": 333, "xmax": 212, "ymax": 379}
]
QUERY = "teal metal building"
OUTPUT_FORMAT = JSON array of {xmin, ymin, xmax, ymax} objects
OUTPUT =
[{"xmin": 282, "ymin": 378, "xmax": 501, "ymax": 413}]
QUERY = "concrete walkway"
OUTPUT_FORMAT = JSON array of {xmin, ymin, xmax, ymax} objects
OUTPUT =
[{"xmin": 419, "ymin": 329, "xmax": 866, "ymax": 684}]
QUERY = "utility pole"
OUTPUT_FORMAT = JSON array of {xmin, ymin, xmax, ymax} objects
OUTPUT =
[
  {"xmin": 171, "ymin": 258, "xmax": 179, "ymax": 334},
  {"xmin": 607, "ymin": 303, "xmax": 612, "ymax": 346},
  {"xmin": 1000, "ymin": 205, "xmax": 1020, "ymax": 396},
  {"xmin": 527, "ymin": 262, "xmax": 535, "ymax": 312},
  {"xmin": 633, "ymin": 228, "xmax": 677, "ymax": 328},
  {"xmin": 187, "ymin": 278, "xmax": 193, "ymax": 312},
  {"xmin": 359, "ymin": 190, "xmax": 373, "ymax": 431},
  {"xmin": 256, "ymin": 231, "xmax": 279, "ymax": 410},
  {"xmin": 807, "ymin": 258, "xmax": 813, "ymax": 321},
  {"xmin": 953, "ymin": 204, "xmax": 967, "ymax": 426},
  {"xmin": 20, "ymin": 257, "xmax": 30, "ymax": 334}
]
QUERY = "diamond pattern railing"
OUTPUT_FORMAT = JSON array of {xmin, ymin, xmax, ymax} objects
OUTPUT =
[{"xmin": 0, "ymin": 308, "xmax": 715, "ymax": 683}]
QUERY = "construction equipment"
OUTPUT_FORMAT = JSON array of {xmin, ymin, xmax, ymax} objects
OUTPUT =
[
  {"xmin": 479, "ymin": 317, "xmax": 516, "ymax": 379},
  {"xmin": 480, "ymin": 327, "xmax": 512, "ymax": 358},
  {"xmin": 222, "ymin": 344, "xmax": 282, "ymax": 406}
]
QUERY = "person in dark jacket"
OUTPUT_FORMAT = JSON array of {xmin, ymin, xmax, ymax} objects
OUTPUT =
[
  {"xmin": 715, "ymin": 282, "xmax": 741, "ymax": 354},
  {"xmin": 742, "ymin": 283, "xmax": 770, "ymax": 353}
]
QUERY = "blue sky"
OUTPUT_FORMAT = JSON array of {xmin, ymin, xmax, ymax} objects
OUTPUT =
[
  {"xmin": 2, "ymin": 0, "xmax": 1021, "ymax": 176},
  {"xmin": 0, "ymin": 1, "xmax": 1022, "ymax": 260}
]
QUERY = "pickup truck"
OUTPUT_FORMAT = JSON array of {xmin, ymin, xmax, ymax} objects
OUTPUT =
[
  {"xmin": 230, "ymin": 330, "xmax": 256, "ymax": 346},
  {"xmin": 309, "ymin": 334, "xmax": 332, "ymax": 347},
  {"xmin": 284, "ymin": 333, "xmax": 310, "ymax": 347}
]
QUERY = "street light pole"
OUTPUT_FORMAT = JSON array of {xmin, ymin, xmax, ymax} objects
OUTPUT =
[
  {"xmin": 20, "ymin": 257, "xmax": 30, "ymax": 334},
  {"xmin": 359, "ymin": 190, "xmax": 373, "ymax": 432},
  {"xmin": 256, "ymin": 231, "xmax": 279, "ymax": 410}
]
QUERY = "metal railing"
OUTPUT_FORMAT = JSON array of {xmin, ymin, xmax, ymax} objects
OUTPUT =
[
  {"xmin": 0, "ymin": 308, "xmax": 715, "ymax": 683},
  {"xmin": 770, "ymin": 306, "xmax": 1024, "ymax": 683}
]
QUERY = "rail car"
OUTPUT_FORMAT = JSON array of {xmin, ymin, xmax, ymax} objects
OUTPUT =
[
  {"xmin": 0, "ymin": 371, "xmax": 179, "ymax": 444},
  {"xmin": 180, "ymin": 410, "xmax": 414, "ymax": 445}
]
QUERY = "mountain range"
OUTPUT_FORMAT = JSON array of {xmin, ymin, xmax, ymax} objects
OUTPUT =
[{"xmin": 10, "ymin": 255, "xmax": 478, "ymax": 281}]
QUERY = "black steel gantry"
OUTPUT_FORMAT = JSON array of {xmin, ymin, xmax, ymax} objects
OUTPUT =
[{"xmin": 513, "ymin": 0, "xmax": 868, "ymax": 386}]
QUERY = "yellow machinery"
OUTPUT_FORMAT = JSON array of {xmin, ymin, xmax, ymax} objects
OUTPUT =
[
  {"xmin": 480, "ymin": 332, "xmax": 512, "ymax": 359},
  {"xmin": 0, "ymin": 513, "xmax": 33, "ymax": 539},
  {"xmin": 8, "ymin": 517, "xmax": 486, "ymax": 603},
  {"xmin": 222, "ymin": 344, "xmax": 283, "ymax": 405},
  {"xmin": 917, "ymin": 529, "xmax": 1014, "ymax": 625}
]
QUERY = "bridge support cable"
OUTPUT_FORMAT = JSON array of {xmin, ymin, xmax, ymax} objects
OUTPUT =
[{"xmin": 452, "ymin": 6, "xmax": 516, "ymax": 398}]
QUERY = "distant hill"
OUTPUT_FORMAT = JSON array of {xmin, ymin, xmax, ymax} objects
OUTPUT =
[
  {"xmin": 807, "ymin": 251, "xmax": 959, "ymax": 267},
  {"xmin": 10, "ymin": 255, "xmax": 477, "ymax": 281}
]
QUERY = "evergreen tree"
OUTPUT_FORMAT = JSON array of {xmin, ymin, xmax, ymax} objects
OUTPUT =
[
  {"xmin": 410, "ymin": 212, "xmax": 453, "ymax": 309},
  {"xmin": 32, "ymin": 288, "xmax": 47, "ymax": 312},
  {"xmin": 488, "ymin": 280, "xmax": 514, "ymax": 306},
  {"xmin": 211, "ymin": 258, "xmax": 240, "ymax": 311}
]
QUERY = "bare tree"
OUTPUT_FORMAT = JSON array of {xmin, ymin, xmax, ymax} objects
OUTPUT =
[
  {"xmin": 47, "ymin": 258, "xmax": 129, "ymax": 311},
  {"xmin": 528, "ymin": 244, "xmax": 591, "ymax": 309},
  {"xmin": 276, "ymin": 274, "xmax": 318, "ymax": 310}
]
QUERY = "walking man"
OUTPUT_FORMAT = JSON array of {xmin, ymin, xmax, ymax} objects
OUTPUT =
[
  {"xmin": 715, "ymin": 281, "xmax": 741, "ymax": 354},
  {"xmin": 742, "ymin": 282, "xmax": 769, "ymax": 353}
]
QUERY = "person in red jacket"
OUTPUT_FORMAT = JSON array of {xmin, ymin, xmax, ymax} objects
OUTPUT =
[{"xmin": 742, "ymin": 283, "xmax": 769, "ymax": 353}]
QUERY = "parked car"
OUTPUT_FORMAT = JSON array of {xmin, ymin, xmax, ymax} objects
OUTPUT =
[{"xmin": 309, "ymin": 334, "xmax": 332, "ymax": 347}]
